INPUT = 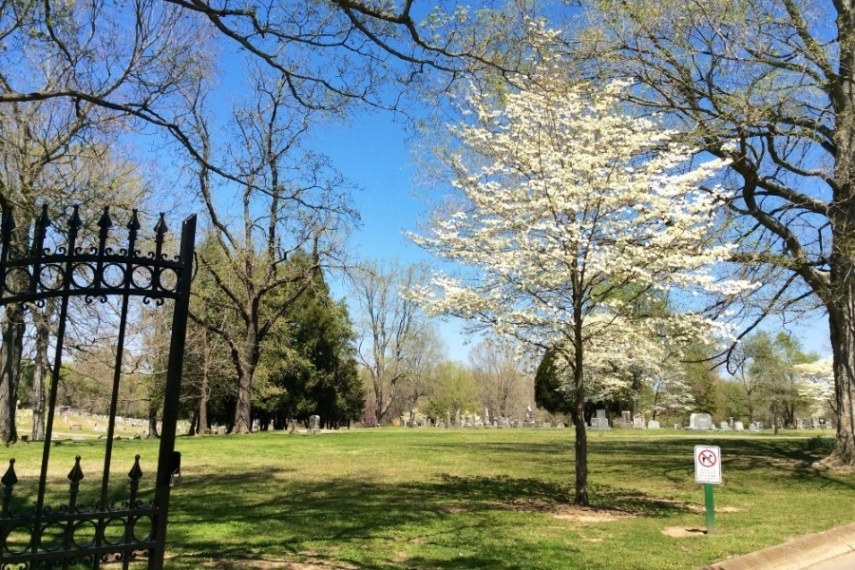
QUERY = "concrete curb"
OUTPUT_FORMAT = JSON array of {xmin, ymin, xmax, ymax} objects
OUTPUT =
[{"xmin": 702, "ymin": 522, "xmax": 855, "ymax": 570}]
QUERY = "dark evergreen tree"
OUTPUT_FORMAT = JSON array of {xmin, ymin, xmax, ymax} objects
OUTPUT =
[{"xmin": 261, "ymin": 265, "xmax": 363, "ymax": 429}]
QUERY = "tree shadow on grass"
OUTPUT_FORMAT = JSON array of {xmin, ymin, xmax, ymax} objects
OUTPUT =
[{"xmin": 165, "ymin": 466, "xmax": 690, "ymax": 570}]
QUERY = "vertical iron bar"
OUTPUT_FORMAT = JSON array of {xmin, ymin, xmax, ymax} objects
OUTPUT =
[
  {"xmin": 35, "ymin": 206, "xmax": 82, "ymax": 557},
  {"xmin": 123, "ymin": 456, "xmax": 142, "ymax": 570},
  {"xmin": 150, "ymin": 214, "xmax": 195, "ymax": 570},
  {"xmin": 1, "ymin": 458, "xmax": 17, "ymax": 556},
  {"xmin": 64, "ymin": 456, "xmax": 84, "ymax": 570},
  {"xmin": 99, "ymin": 209, "xmax": 134, "ymax": 510},
  {"xmin": 96, "ymin": 210, "xmax": 137, "ymax": 570}
]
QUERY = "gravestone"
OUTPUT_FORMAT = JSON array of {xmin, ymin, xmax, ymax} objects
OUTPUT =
[
  {"xmin": 542, "ymin": 421, "xmax": 551, "ymax": 429},
  {"xmin": 689, "ymin": 412, "xmax": 713, "ymax": 431},
  {"xmin": 555, "ymin": 422, "xmax": 565, "ymax": 428},
  {"xmin": 621, "ymin": 410, "xmax": 632, "ymax": 428},
  {"xmin": 590, "ymin": 409, "xmax": 610, "ymax": 431},
  {"xmin": 309, "ymin": 414, "xmax": 321, "ymax": 434},
  {"xmin": 734, "ymin": 421, "xmax": 744, "ymax": 431},
  {"xmin": 524, "ymin": 405, "xmax": 535, "ymax": 428},
  {"xmin": 633, "ymin": 414, "xmax": 646, "ymax": 429},
  {"xmin": 484, "ymin": 408, "xmax": 490, "ymax": 426},
  {"xmin": 720, "ymin": 421, "xmax": 731, "ymax": 431},
  {"xmin": 446, "ymin": 412, "xmax": 451, "ymax": 428},
  {"xmin": 217, "ymin": 425, "xmax": 227, "ymax": 435},
  {"xmin": 647, "ymin": 420, "xmax": 660, "ymax": 429},
  {"xmin": 498, "ymin": 417, "xmax": 510, "ymax": 429},
  {"xmin": 454, "ymin": 409, "xmax": 461, "ymax": 428},
  {"xmin": 288, "ymin": 419, "xmax": 299, "ymax": 434}
]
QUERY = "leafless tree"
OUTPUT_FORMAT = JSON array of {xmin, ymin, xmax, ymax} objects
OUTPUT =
[{"xmin": 575, "ymin": 0, "xmax": 855, "ymax": 465}]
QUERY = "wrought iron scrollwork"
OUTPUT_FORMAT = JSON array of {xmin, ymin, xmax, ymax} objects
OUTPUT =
[
  {"xmin": 0, "ymin": 206, "xmax": 196, "ymax": 570},
  {"xmin": 0, "ymin": 456, "xmax": 157, "ymax": 569},
  {"xmin": 0, "ymin": 207, "xmax": 187, "ymax": 307}
]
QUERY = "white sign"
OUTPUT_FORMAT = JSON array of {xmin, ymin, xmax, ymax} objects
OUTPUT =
[{"xmin": 694, "ymin": 445, "xmax": 722, "ymax": 484}]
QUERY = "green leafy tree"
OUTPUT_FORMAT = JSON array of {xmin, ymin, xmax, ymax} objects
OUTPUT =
[
  {"xmin": 261, "ymin": 267, "xmax": 363, "ymax": 429},
  {"xmin": 580, "ymin": 0, "xmax": 855, "ymax": 464},
  {"xmin": 425, "ymin": 361, "xmax": 479, "ymax": 420}
]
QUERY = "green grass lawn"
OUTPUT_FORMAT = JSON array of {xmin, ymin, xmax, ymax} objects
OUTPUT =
[{"xmin": 2, "ymin": 428, "xmax": 852, "ymax": 569}]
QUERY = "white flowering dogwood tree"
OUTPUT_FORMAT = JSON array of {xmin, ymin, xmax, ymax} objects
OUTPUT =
[
  {"xmin": 794, "ymin": 359, "xmax": 835, "ymax": 419},
  {"xmin": 411, "ymin": 77, "xmax": 754, "ymax": 505}
]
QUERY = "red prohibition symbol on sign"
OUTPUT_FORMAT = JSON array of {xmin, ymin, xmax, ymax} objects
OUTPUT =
[{"xmin": 698, "ymin": 449, "xmax": 717, "ymax": 468}]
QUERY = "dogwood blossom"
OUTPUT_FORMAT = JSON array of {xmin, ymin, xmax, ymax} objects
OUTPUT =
[{"xmin": 411, "ymin": 77, "xmax": 756, "ymax": 504}]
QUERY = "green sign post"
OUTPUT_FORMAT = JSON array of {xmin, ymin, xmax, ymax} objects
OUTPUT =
[{"xmin": 694, "ymin": 445, "xmax": 722, "ymax": 534}]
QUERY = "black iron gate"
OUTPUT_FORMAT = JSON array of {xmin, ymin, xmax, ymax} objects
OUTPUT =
[{"xmin": 0, "ymin": 206, "xmax": 196, "ymax": 569}]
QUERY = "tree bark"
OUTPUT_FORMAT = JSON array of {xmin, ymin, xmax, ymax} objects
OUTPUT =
[
  {"xmin": 0, "ymin": 304, "xmax": 23, "ymax": 443},
  {"xmin": 828, "ymin": 5, "xmax": 855, "ymax": 463},
  {"xmin": 30, "ymin": 307, "xmax": 50, "ymax": 442},
  {"xmin": 573, "ymin": 367, "xmax": 588, "ymax": 506},
  {"xmin": 572, "ymin": 298, "xmax": 588, "ymax": 506},
  {"xmin": 828, "ymin": 304, "xmax": 855, "ymax": 463}
]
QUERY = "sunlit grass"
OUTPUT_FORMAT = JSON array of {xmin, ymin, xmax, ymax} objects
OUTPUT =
[{"xmin": 2, "ymin": 428, "xmax": 852, "ymax": 569}]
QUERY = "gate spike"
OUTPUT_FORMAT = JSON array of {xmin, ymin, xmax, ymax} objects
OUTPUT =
[
  {"xmin": 97, "ymin": 207, "xmax": 112, "ymax": 254},
  {"xmin": 154, "ymin": 213, "xmax": 168, "ymax": 236},
  {"xmin": 128, "ymin": 455, "xmax": 143, "ymax": 481},
  {"xmin": 67, "ymin": 205, "xmax": 82, "ymax": 232},
  {"xmin": 127, "ymin": 209, "xmax": 141, "ymax": 233},
  {"xmin": 98, "ymin": 207, "xmax": 112, "ymax": 232},
  {"xmin": 36, "ymin": 204, "xmax": 51, "ymax": 232},
  {"xmin": 2, "ymin": 209, "xmax": 16, "ymax": 234},
  {"xmin": 2, "ymin": 458, "xmax": 17, "ymax": 487},
  {"xmin": 68, "ymin": 455, "xmax": 84, "ymax": 484},
  {"xmin": 32, "ymin": 205, "xmax": 50, "ymax": 257}
]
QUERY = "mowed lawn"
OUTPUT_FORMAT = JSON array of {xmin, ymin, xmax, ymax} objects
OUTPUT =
[{"xmin": 3, "ymin": 428, "xmax": 853, "ymax": 569}]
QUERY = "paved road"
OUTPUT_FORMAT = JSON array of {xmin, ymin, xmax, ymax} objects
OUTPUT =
[{"xmin": 802, "ymin": 549, "xmax": 855, "ymax": 570}]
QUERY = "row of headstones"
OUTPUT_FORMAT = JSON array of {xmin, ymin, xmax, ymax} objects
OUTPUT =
[
  {"xmin": 413, "ymin": 417, "xmax": 567, "ymax": 429},
  {"xmin": 209, "ymin": 415, "xmax": 324, "ymax": 435},
  {"xmin": 589, "ymin": 410, "xmax": 766, "ymax": 432}
]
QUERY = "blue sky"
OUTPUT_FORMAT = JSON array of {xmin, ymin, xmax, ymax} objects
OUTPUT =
[
  {"xmin": 308, "ymin": 111, "xmax": 477, "ymax": 363},
  {"xmin": 307, "ymin": 109, "xmax": 832, "ymax": 364}
]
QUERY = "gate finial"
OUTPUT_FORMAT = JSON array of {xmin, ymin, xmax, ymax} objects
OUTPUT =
[
  {"xmin": 128, "ymin": 455, "xmax": 143, "ymax": 482},
  {"xmin": 68, "ymin": 455, "xmax": 84, "ymax": 484},
  {"xmin": 2, "ymin": 459, "xmax": 16, "ymax": 516},
  {"xmin": 2, "ymin": 458, "xmax": 17, "ymax": 487},
  {"xmin": 98, "ymin": 207, "xmax": 112, "ymax": 244},
  {"xmin": 68, "ymin": 205, "xmax": 82, "ymax": 232}
]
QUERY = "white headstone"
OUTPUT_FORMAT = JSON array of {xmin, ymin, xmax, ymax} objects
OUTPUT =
[{"xmin": 647, "ymin": 420, "xmax": 660, "ymax": 429}]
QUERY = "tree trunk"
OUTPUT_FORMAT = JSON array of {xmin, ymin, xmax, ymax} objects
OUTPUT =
[
  {"xmin": 572, "ymin": 312, "xmax": 588, "ymax": 506},
  {"xmin": 0, "ymin": 304, "xmax": 23, "ymax": 443},
  {"xmin": 198, "ymin": 333, "xmax": 211, "ymax": 435},
  {"xmin": 573, "ymin": 370, "xmax": 588, "ymax": 506},
  {"xmin": 827, "ymin": 2, "xmax": 855, "ymax": 465},
  {"xmin": 231, "ymin": 327, "xmax": 260, "ymax": 434},
  {"xmin": 233, "ymin": 367, "xmax": 254, "ymax": 434},
  {"xmin": 198, "ymin": 369, "xmax": 209, "ymax": 435},
  {"xmin": 828, "ymin": 304, "xmax": 855, "ymax": 464},
  {"xmin": 30, "ymin": 308, "xmax": 50, "ymax": 442},
  {"xmin": 148, "ymin": 407, "xmax": 159, "ymax": 438}
]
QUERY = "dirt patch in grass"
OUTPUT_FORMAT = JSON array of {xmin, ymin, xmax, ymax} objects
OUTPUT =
[
  {"xmin": 661, "ymin": 526, "xmax": 707, "ymax": 538},
  {"xmin": 553, "ymin": 507, "xmax": 631, "ymax": 523},
  {"xmin": 685, "ymin": 504, "xmax": 742, "ymax": 514},
  {"xmin": 202, "ymin": 558, "xmax": 358, "ymax": 570},
  {"xmin": 501, "ymin": 498, "xmax": 635, "ymax": 522}
]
